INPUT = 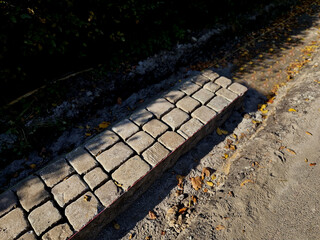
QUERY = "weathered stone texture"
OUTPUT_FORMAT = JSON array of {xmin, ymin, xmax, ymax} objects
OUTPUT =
[
  {"xmin": 164, "ymin": 90, "xmax": 185, "ymax": 103},
  {"xmin": 215, "ymin": 88, "xmax": 238, "ymax": 102},
  {"xmin": 215, "ymin": 76, "xmax": 232, "ymax": 88},
  {"xmin": 66, "ymin": 147, "xmax": 97, "ymax": 175},
  {"xmin": 202, "ymin": 70, "xmax": 219, "ymax": 80},
  {"xmin": 146, "ymin": 98, "xmax": 174, "ymax": 119},
  {"xmin": 176, "ymin": 96, "xmax": 201, "ymax": 114},
  {"xmin": 17, "ymin": 231, "xmax": 37, "ymax": 240},
  {"xmin": 179, "ymin": 80, "xmax": 201, "ymax": 95},
  {"xmin": 142, "ymin": 119, "xmax": 169, "ymax": 138},
  {"xmin": 112, "ymin": 119, "xmax": 139, "ymax": 140},
  {"xmin": 158, "ymin": 131, "xmax": 185, "ymax": 151},
  {"xmin": 127, "ymin": 131, "xmax": 154, "ymax": 154},
  {"xmin": 85, "ymin": 130, "xmax": 119, "ymax": 156},
  {"xmin": 177, "ymin": 118, "xmax": 204, "ymax": 139},
  {"xmin": 130, "ymin": 108, "xmax": 153, "ymax": 127},
  {"xmin": 84, "ymin": 167, "xmax": 109, "ymax": 190},
  {"xmin": 203, "ymin": 81, "xmax": 220, "ymax": 93},
  {"xmin": 94, "ymin": 181, "xmax": 122, "ymax": 207},
  {"xmin": 161, "ymin": 108, "xmax": 190, "ymax": 131},
  {"xmin": 0, "ymin": 208, "xmax": 29, "ymax": 240},
  {"xmin": 41, "ymin": 223, "xmax": 73, "ymax": 240},
  {"xmin": 0, "ymin": 190, "xmax": 18, "ymax": 217},
  {"xmin": 142, "ymin": 142, "xmax": 170, "ymax": 166},
  {"xmin": 191, "ymin": 106, "xmax": 217, "ymax": 124},
  {"xmin": 191, "ymin": 75, "xmax": 210, "ymax": 86},
  {"xmin": 228, "ymin": 82, "xmax": 248, "ymax": 95},
  {"xmin": 207, "ymin": 95, "xmax": 230, "ymax": 113},
  {"xmin": 192, "ymin": 88, "xmax": 215, "ymax": 104}
]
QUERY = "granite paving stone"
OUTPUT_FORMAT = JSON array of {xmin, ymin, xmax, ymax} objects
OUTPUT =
[
  {"xmin": 17, "ymin": 231, "xmax": 37, "ymax": 240},
  {"xmin": 28, "ymin": 201, "xmax": 62, "ymax": 236},
  {"xmin": 214, "ymin": 76, "xmax": 232, "ymax": 88},
  {"xmin": 177, "ymin": 118, "xmax": 204, "ymax": 139},
  {"xmin": 164, "ymin": 90, "xmax": 185, "ymax": 103},
  {"xmin": 192, "ymin": 88, "xmax": 215, "ymax": 104},
  {"xmin": 203, "ymin": 82, "xmax": 221, "ymax": 93},
  {"xmin": 84, "ymin": 167, "xmax": 109, "ymax": 190},
  {"xmin": 96, "ymin": 142, "xmax": 134, "ymax": 172},
  {"xmin": 129, "ymin": 108, "xmax": 154, "ymax": 127},
  {"xmin": 52, "ymin": 174, "xmax": 88, "ymax": 207},
  {"xmin": 94, "ymin": 180, "xmax": 122, "ymax": 207},
  {"xmin": 158, "ymin": 131, "xmax": 185, "ymax": 151},
  {"xmin": 191, "ymin": 75, "xmax": 210, "ymax": 86},
  {"xmin": 191, "ymin": 106, "xmax": 217, "ymax": 124},
  {"xmin": 41, "ymin": 223, "xmax": 73, "ymax": 240},
  {"xmin": 85, "ymin": 130, "xmax": 119, "ymax": 156},
  {"xmin": 112, "ymin": 119, "xmax": 139, "ymax": 140},
  {"xmin": 161, "ymin": 108, "xmax": 190, "ymax": 131},
  {"xmin": 142, "ymin": 119, "xmax": 169, "ymax": 138},
  {"xmin": 228, "ymin": 82, "xmax": 248, "ymax": 95},
  {"xmin": 38, "ymin": 159, "xmax": 75, "ymax": 188},
  {"xmin": 176, "ymin": 96, "xmax": 201, "ymax": 114},
  {"xmin": 215, "ymin": 88, "xmax": 238, "ymax": 102},
  {"xmin": 207, "ymin": 95, "xmax": 231, "ymax": 113},
  {"xmin": 142, "ymin": 142, "xmax": 170, "ymax": 167},
  {"xmin": 0, "ymin": 190, "xmax": 18, "ymax": 217},
  {"xmin": 65, "ymin": 192, "xmax": 102, "ymax": 231},
  {"xmin": 66, "ymin": 147, "xmax": 98, "ymax": 175},
  {"xmin": 0, "ymin": 208, "xmax": 29, "ymax": 240},
  {"xmin": 15, "ymin": 175, "xmax": 50, "ymax": 212},
  {"xmin": 202, "ymin": 70, "xmax": 219, "ymax": 80},
  {"xmin": 112, "ymin": 156, "xmax": 151, "ymax": 191},
  {"xmin": 146, "ymin": 98, "xmax": 174, "ymax": 119},
  {"xmin": 179, "ymin": 80, "xmax": 201, "ymax": 95},
  {"xmin": 127, "ymin": 131, "xmax": 155, "ymax": 154}
]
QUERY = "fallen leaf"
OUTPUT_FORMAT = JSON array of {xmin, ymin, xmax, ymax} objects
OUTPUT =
[
  {"xmin": 203, "ymin": 188, "xmax": 208, "ymax": 192},
  {"xmin": 85, "ymin": 132, "xmax": 92, "ymax": 136},
  {"xmin": 217, "ymin": 127, "xmax": 228, "ymax": 135},
  {"xmin": 306, "ymin": 131, "xmax": 313, "ymax": 136},
  {"xmin": 216, "ymin": 225, "xmax": 225, "ymax": 231},
  {"xmin": 191, "ymin": 176, "xmax": 203, "ymax": 190},
  {"xmin": 161, "ymin": 231, "xmax": 166, "ymax": 236},
  {"xmin": 114, "ymin": 180, "xmax": 123, "ymax": 187},
  {"xmin": 145, "ymin": 236, "xmax": 151, "ymax": 240},
  {"xmin": 83, "ymin": 195, "xmax": 91, "ymax": 202},
  {"xmin": 232, "ymin": 133, "xmax": 238, "ymax": 139},
  {"xmin": 191, "ymin": 195, "xmax": 197, "ymax": 205},
  {"xmin": 286, "ymin": 148, "xmax": 296, "ymax": 155},
  {"xmin": 113, "ymin": 222, "xmax": 120, "ymax": 230},
  {"xmin": 310, "ymin": 163, "xmax": 317, "ymax": 166},
  {"xmin": 252, "ymin": 120, "xmax": 262, "ymax": 124},
  {"xmin": 167, "ymin": 206, "xmax": 177, "ymax": 215},
  {"xmin": 259, "ymin": 104, "xmax": 268, "ymax": 114},
  {"xmin": 206, "ymin": 181, "xmax": 214, "ymax": 187},
  {"xmin": 178, "ymin": 207, "xmax": 187, "ymax": 214},
  {"xmin": 201, "ymin": 167, "xmax": 211, "ymax": 179},
  {"xmin": 29, "ymin": 164, "xmax": 36, "ymax": 169},
  {"xmin": 99, "ymin": 121, "xmax": 111, "ymax": 129},
  {"xmin": 288, "ymin": 108, "xmax": 297, "ymax": 112},
  {"xmin": 148, "ymin": 210, "xmax": 157, "ymax": 220},
  {"xmin": 211, "ymin": 174, "xmax": 217, "ymax": 181},
  {"xmin": 117, "ymin": 97, "xmax": 122, "ymax": 105},
  {"xmin": 240, "ymin": 179, "xmax": 254, "ymax": 187},
  {"xmin": 222, "ymin": 153, "xmax": 229, "ymax": 159},
  {"xmin": 129, "ymin": 233, "xmax": 133, "ymax": 239},
  {"xmin": 176, "ymin": 175, "xmax": 185, "ymax": 189}
]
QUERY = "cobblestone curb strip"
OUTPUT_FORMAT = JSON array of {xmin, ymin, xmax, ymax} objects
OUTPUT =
[{"xmin": 0, "ymin": 70, "xmax": 247, "ymax": 240}]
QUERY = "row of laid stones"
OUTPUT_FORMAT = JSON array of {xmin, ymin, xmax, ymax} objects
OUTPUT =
[{"xmin": 0, "ymin": 69, "xmax": 247, "ymax": 240}]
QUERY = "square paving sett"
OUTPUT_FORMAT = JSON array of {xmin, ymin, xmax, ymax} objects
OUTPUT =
[{"xmin": 0, "ymin": 70, "xmax": 247, "ymax": 240}]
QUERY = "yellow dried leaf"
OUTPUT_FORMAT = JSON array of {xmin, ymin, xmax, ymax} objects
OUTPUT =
[
  {"xmin": 129, "ymin": 234, "xmax": 133, "ymax": 239},
  {"xmin": 232, "ymin": 133, "xmax": 238, "ymax": 139},
  {"xmin": 148, "ymin": 210, "xmax": 157, "ymax": 220},
  {"xmin": 306, "ymin": 131, "xmax": 313, "ymax": 136},
  {"xmin": 217, "ymin": 127, "xmax": 228, "ymax": 135},
  {"xmin": 222, "ymin": 153, "xmax": 229, "ymax": 159},
  {"xmin": 178, "ymin": 207, "xmax": 187, "ymax": 214},
  {"xmin": 203, "ymin": 188, "xmax": 208, "ymax": 192},
  {"xmin": 114, "ymin": 180, "xmax": 123, "ymax": 187},
  {"xmin": 240, "ymin": 179, "xmax": 254, "ymax": 187},
  {"xmin": 85, "ymin": 133, "xmax": 92, "ymax": 136},
  {"xmin": 201, "ymin": 167, "xmax": 211, "ymax": 179},
  {"xmin": 252, "ymin": 120, "xmax": 262, "ymax": 124},
  {"xmin": 206, "ymin": 181, "xmax": 214, "ymax": 187},
  {"xmin": 211, "ymin": 174, "xmax": 217, "ymax": 181},
  {"xmin": 99, "ymin": 121, "xmax": 111, "ymax": 129},
  {"xmin": 191, "ymin": 195, "xmax": 197, "ymax": 204},
  {"xmin": 191, "ymin": 176, "xmax": 203, "ymax": 190},
  {"xmin": 286, "ymin": 148, "xmax": 296, "ymax": 155},
  {"xmin": 83, "ymin": 195, "xmax": 91, "ymax": 202},
  {"xmin": 216, "ymin": 225, "xmax": 225, "ymax": 231},
  {"xmin": 113, "ymin": 223, "xmax": 120, "ymax": 230},
  {"xmin": 288, "ymin": 108, "xmax": 297, "ymax": 112},
  {"xmin": 29, "ymin": 164, "xmax": 36, "ymax": 169},
  {"xmin": 305, "ymin": 158, "xmax": 308, "ymax": 162}
]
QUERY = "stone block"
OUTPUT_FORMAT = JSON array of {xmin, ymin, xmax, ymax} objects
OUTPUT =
[
  {"xmin": 38, "ymin": 159, "xmax": 75, "ymax": 188},
  {"xmin": 97, "ymin": 142, "xmax": 134, "ymax": 172},
  {"xmin": 65, "ymin": 192, "xmax": 102, "ymax": 231},
  {"xmin": 42, "ymin": 223, "xmax": 73, "ymax": 240},
  {"xmin": 112, "ymin": 156, "xmax": 151, "ymax": 190},
  {"xmin": 176, "ymin": 96, "xmax": 201, "ymax": 114},
  {"xmin": 142, "ymin": 142, "xmax": 170, "ymax": 167},
  {"xmin": 207, "ymin": 95, "xmax": 231, "ymax": 113},
  {"xmin": 178, "ymin": 80, "xmax": 201, "ymax": 95},
  {"xmin": 142, "ymin": 119, "xmax": 168, "ymax": 138},
  {"xmin": 84, "ymin": 167, "xmax": 109, "ymax": 190},
  {"xmin": 129, "ymin": 108, "xmax": 153, "ymax": 127},
  {"xmin": 52, "ymin": 174, "xmax": 88, "ymax": 207},
  {"xmin": 85, "ymin": 130, "xmax": 119, "ymax": 156},
  {"xmin": 66, "ymin": 147, "xmax": 98, "ymax": 175},
  {"xmin": 191, "ymin": 106, "xmax": 217, "ymax": 124},
  {"xmin": 161, "ymin": 108, "xmax": 190, "ymax": 131},
  {"xmin": 214, "ymin": 76, "xmax": 232, "ymax": 88},
  {"xmin": 228, "ymin": 82, "xmax": 248, "ymax": 96},
  {"xmin": 18, "ymin": 231, "xmax": 37, "ymax": 240},
  {"xmin": 164, "ymin": 90, "xmax": 185, "ymax": 103},
  {"xmin": 203, "ymin": 82, "xmax": 220, "ymax": 93},
  {"xmin": 94, "ymin": 181, "xmax": 122, "ymax": 207},
  {"xmin": 0, "ymin": 190, "xmax": 17, "ymax": 217},
  {"xmin": 158, "ymin": 131, "xmax": 185, "ymax": 151},
  {"xmin": 192, "ymin": 88, "xmax": 215, "ymax": 104},
  {"xmin": 127, "ymin": 131, "xmax": 154, "ymax": 154},
  {"xmin": 0, "ymin": 208, "xmax": 29, "ymax": 240},
  {"xmin": 112, "ymin": 119, "xmax": 139, "ymax": 140},
  {"xmin": 28, "ymin": 201, "xmax": 62, "ymax": 236},
  {"xmin": 190, "ymin": 75, "xmax": 210, "ymax": 86},
  {"xmin": 146, "ymin": 98, "xmax": 174, "ymax": 119},
  {"xmin": 177, "ymin": 118, "xmax": 204, "ymax": 139},
  {"xmin": 15, "ymin": 175, "xmax": 50, "ymax": 212},
  {"xmin": 202, "ymin": 70, "xmax": 219, "ymax": 80},
  {"xmin": 215, "ymin": 88, "xmax": 238, "ymax": 102}
]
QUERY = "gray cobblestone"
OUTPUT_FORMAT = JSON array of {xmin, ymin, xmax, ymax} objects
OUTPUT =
[
  {"xmin": 164, "ymin": 90, "xmax": 185, "ymax": 103},
  {"xmin": 228, "ymin": 82, "xmax": 248, "ymax": 95},
  {"xmin": 28, "ymin": 201, "xmax": 62, "ymax": 236},
  {"xmin": 215, "ymin": 76, "xmax": 232, "ymax": 88},
  {"xmin": 65, "ymin": 192, "xmax": 102, "ymax": 231},
  {"xmin": 15, "ymin": 175, "xmax": 50, "ymax": 212},
  {"xmin": 130, "ymin": 108, "xmax": 153, "ymax": 127},
  {"xmin": 66, "ymin": 147, "xmax": 98, "ymax": 175},
  {"xmin": 158, "ymin": 131, "xmax": 185, "ymax": 151},
  {"xmin": 162, "ymin": 108, "xmax": 190, "ymax": 131},
  {"xmin": 127, "ymin": 131, "xmax": 154, "ymax": 154},
  {"xmin": 179, "ymin": 80, "xmax": 201, "ymax": 95},
  {"xmin": 192, "ymin": 88, "xmax": 215, "ymax": 104},
  {"xmin": 202, "ymin": 70, "xmax": 219, "ymax": 80},
  {"xmin": 0, "ymin": 208, "xmax": 29, "ymax": 240},
  {"xmin": 42, "ymin": 223, "xmax": 73, "ymax": 240},
  {"xmin": 215, "ymin": 88, "xmax": 238, "ymax": 102},
  {"xmin": 85, "ymin": 130, "xmax": 119, "ymax": 156},
  {"xmin": 84, "ymin": 167, "xmax": 109, "ymax": 190},
  {"xmin": 146, "ymin": 98, "xmax": 174, "ymax": 119},
  {"xmin": 112, "ymin": 119, "xmax": 139, "ymax": 140},
  {"xmin": 52, "ymin": 174, "xmax": 88, "ymax": 207},
  {"xmin": 97, "ymin": 142, "xmax": 134, "ymax": 172},
  {"xmin": 177, "ymin": 118, "xmax": 204, "ymax": 139},
  {"xmin": 142, "ymin": 142, "xmax": 170, "ymax": 167},
  {"xmin": 176, "ymin": 96, "xmax": 201, "ymax": 114},
  {"xmin": 191, "ymin": 106, "xmax": 217, "ymax": 124},
  {"xmin": 207, "ymin": 95, "xmax": 231, "ymax": 113},
  {"xmin": 191, "ymin": 75, "xmax": 210, "ymax": 86},
  {"xmin": 0, "ymin": 190, "xmax": 17, "ymax": 217},
  {"xmin": 18, "ymin": 231, "xmax": 37, "ymax": 240},
  {"xmin": 203, "ymin": 82, "xmax": 220, "ymax": 93},
  {"xmin": 94, "ymin": 180, "xmax": 122, "ymax": 207},
  {"xmin": 112, "ymin": 156, "xmax": 151, "ymax": 190},
  {"xmin": 38, "ymin": 159, "xmax": 75, "ymax": 188},
  {"xmin": 142, "ymin": 119, "xmax": 169, "ymax": 138}
]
